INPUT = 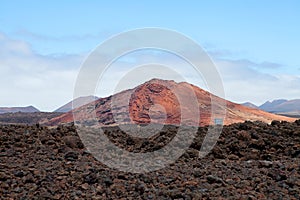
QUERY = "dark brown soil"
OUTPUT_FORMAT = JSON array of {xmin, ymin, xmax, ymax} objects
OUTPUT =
[{"xmin": 0, "ymin": 120, "xmax": 299, "ymax": 199}]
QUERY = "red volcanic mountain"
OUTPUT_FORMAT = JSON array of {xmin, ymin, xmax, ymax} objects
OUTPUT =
[{"xmin": 44, "ymin": 79, "xmax": 295, "ymax": 126}]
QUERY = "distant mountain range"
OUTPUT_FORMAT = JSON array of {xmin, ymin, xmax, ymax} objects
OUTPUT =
[
  {"xmin": 241, "ymin": 102, "xmax": 258, "ymax": 109},
  {"xmin": 0, "ymin": 96, "xmax": 98, "ymax": 114},
  {"xmin": 0, "ymin": 106, "xmax": 39, "ymax": 114},
  {"xmin": 1, "ymin": 83, "xmax": 298, "ymax": 123},
  {"xmin": 43, "ymin": 79, "xmax": 294, "ymax": 126},
  {"xmin": 242, "ymin": 99, "xmax": 300, "ymax": 117},
  {"xmin": 54, "ymin": 95, "xmax": 98, "ymax": 113}
]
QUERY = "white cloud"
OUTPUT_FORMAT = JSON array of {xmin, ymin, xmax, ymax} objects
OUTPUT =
[
  {"xmin": 0, "ymin": 32, "xmax": 82, "ymax": 111},
  {"xmin": 0, "ymin": 32, "xmax": 299, "ymax": 111},
  {"xmin": 214, "ymin": 58, "xmax": 299, "ymax": 105}
]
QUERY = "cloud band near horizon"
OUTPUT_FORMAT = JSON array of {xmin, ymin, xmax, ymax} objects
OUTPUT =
[{"xmin": 0, "ymin": 32, "xmax": 299, "ymax": 112}]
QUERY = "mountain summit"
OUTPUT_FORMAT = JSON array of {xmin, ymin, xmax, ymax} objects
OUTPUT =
[
  {"xmin": 54, "ymin": 96, "xmax": 98, "ymax": 113},
  {"xmin": 243, "ymin": 99, "xmax": 300, "ymax": 117},
  {"xmin": 44, "ymin": 79, "xmax": 294, "ymax": 126}
]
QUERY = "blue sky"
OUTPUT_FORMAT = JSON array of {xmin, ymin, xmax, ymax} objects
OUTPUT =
[{"xmin": 0, "ymin": 1, "xmax": 299, "ymax": 111}]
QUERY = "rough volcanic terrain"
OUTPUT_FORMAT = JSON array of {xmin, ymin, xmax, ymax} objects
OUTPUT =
[
  {"xmin": 0, "ymin": 112, "xmax": 63, "ymax": 125},
  {"xmin": 1, "ymin": 120, "xmax": 299, "ymax": 199},
  {"xmin": 44, "ymin": 79, "xmax": 295, "ymax": 127}
]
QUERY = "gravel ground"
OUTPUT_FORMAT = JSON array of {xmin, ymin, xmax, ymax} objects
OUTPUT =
[{"xmin": 0, "ymin": 120, "xmax": 299, "ymax": 199}]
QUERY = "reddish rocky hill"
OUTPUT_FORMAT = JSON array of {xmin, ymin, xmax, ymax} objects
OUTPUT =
[{"xmin": 43, "ymin": 79, "xmax": 295, "ymax": 126}]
